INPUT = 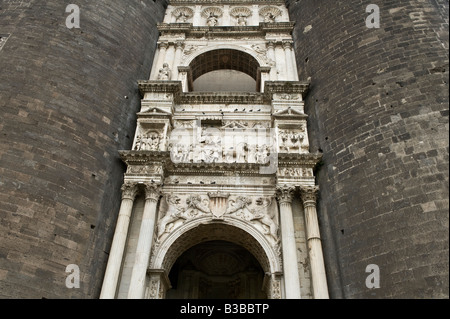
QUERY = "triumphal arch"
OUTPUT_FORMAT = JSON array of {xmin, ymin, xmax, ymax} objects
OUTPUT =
[{"xmin": 100, "ymin": 0, "xmax": 329, "ymax": 299}]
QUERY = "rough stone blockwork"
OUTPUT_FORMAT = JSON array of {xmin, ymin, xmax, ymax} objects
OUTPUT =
[
  {"xmin": 0, "ymin": 0, "xmax": 167, "ymax": 298},
  {"xmin": 288, "ymin": 0, "xmax": 449, "ymax": 298}
]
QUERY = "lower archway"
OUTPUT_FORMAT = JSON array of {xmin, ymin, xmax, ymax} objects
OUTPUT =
[
  {"xmin": 148, "ymin": 218, "xmax": 283, "ymax": 299},
  {"xmin": 166, "ymin": 240, "xmax": 267, "ymax": 299}
]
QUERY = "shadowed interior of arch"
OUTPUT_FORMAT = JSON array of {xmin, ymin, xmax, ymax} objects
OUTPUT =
[
  {"xmin": 189, "ymin": 49, "xmax": 260, "ymax": 92},
  {"xmin": 166, "ymin": 240, "xmax": 267, "ymax": 299}
]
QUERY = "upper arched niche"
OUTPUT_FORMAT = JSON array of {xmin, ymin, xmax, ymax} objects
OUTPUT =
[{"xmin": 188, "ymin": 49, "xmax": 261, "ymax": 92}]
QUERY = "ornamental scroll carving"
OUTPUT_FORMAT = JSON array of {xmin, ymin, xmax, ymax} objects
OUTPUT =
[
  {"xmin": 156, "ymin": 193, "xmax": 280, "ymax": 248},
  {"xmin": 156, "ymin": 194, "xmax": 212, "ymax": 241}
]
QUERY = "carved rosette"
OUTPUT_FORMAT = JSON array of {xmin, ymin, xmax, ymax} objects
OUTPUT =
[
  {"xmin": 121, "ymin": 182, "xmax": 138, "ymax": 200},
  {"xmin": 300, "ymin": 186, "xmax": 319, "ymax": 208},
  {"xmin": 276, "ymin": 185, "xmax": 295, "ymax": 204},
  {"xmin": 144, "ymin": 183, "xmax": 162, "ymax": 202}
]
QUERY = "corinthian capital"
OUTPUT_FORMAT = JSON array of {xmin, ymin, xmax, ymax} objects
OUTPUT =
[
  {"xmin": 121, "ymin": 182, "xmax": 138, "ymax": 200},
  {"xmin": 144, "ymin": 183, "xmax": 162, "ymax": 202},
  {"xmin": 276, "ymin": 185, "xmax": 296, "ymax": 204},
  {"xmin": 299, "ymin": 186, "xmax": 319, "ymax": 205}
]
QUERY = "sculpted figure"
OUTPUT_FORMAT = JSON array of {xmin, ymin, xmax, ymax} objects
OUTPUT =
[
  {"xmin": 157, "ymin": 195, "xmax": 186, "ymax": 240},
  {"xmin": 207, "ymin": 12, "xmax": 218, "ymax": 26},
  {"xmin": 184, "ymin": 195, "xmax": 211, "ymax": 217},
  {"xmin": 226, "ymin": 196, "xmax": 252, "ymax": 220},
  {"xmin": 157, "ymin": 63, "xmax": 171, "ymax": 80},
  {"xmin": 251, "ymin": 197, "xmax": 278, "ymax": 241}
]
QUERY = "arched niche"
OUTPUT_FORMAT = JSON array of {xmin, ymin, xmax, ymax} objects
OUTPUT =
[{"xmin": 183, "ymin": 47, "xmax": 265, "ymax": 92}]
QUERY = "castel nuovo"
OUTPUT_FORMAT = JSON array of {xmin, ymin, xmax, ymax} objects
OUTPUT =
[{"xmin": 0, "ymin": 0, "xmax": 448, "ymax": 299}]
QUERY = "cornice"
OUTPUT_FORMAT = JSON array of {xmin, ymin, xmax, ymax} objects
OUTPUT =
[
  {"xmin": 138, "ymin": 81, "xmax": 183, "ymax": 97},
  {"xmin": 180, "ymin": 92, "xmax": 267, "ymax": 104},
  {"xmin": 264, "ymin": 81, "xmax": 310, "ymax": 97},
  {"xmin": 119, "ymin": 151, "xmax": 171, "ymax": 165},
  {"xmin": 157, "ymin": 22, "xmax": 295, "ymax": 37},
  {"xmin": 277, "ymin": 153, "xmax": 323, "ymax": 167},
  {"xmin": 168, "ymin": 0, "xmax": 285, "ymax": 6},
  {"xmin": 138, "ymin": 80, "xmax": 310, "ymax": 104}
]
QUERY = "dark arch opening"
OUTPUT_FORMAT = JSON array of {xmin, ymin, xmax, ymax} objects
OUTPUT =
[{"xmin": 166, "ymin": 240, "xmax": 267, "ymax": 299}]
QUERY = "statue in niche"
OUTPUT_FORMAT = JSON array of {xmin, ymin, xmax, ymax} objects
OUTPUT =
[
  {"xmin": 236, "ymin": 14, "xmax": 247, "ymax": 26},
  {"xmin": 157, "ymin": 63, "xmax": 171, "ymax": 80},
  {"xmin": 157, "ymin": 195, "xmax": 186, "ymax": 240},
  {"xmin": 264, "ymin": 12, "xmax": 276, "ymax": 23},
  {"xmin": 206, "ymin": 12, "xmax": 219, "ymax": 26},
  {"xmin": 250, "ymin": 197, "xmax": 278, "ymax": 242},
  {"xmin": 176, "ymin": 11, "xmax": 189, "ymax": 23}
]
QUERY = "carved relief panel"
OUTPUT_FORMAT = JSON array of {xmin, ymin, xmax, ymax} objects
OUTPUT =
[
  {"xmin": 168, "ymin": 122, "xmax": 275, "ymax": 164},
  {"xmin": 276, "ymin": 121, "xmax": 310, "ymax": 154},
  {"xmin": 156, "ymin": 193, "xmax": 280, "ymax": 250},
  {"xmin": 133, "ymin": 120, "xmax": 171, "ymax": 152}
]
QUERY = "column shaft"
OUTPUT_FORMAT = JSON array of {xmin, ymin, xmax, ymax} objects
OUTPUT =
[
  {"xmin": 173, "ymin": 41, "xmax": 184, "ymax": 81},
  {"xmin": 301, "ymin": 187, "xmax": 329, "ymax": 299},
  {"xmin": 283, "ymin": 41, "xmax": 295, "ymax": 81},
  {"xmin": 277, "ymin": 186, "xmax": 302, "ymax": 299},
  {"xmin": 151, "ymin": 42, "xmax": 168, "ymax": 80},
  {"xmin": 127, "ymin": 185, "xmax": 161, "ymax": 299},
  {"xmin": 100, "ymin": 183, "xmax": 137, "ymax": 299}
]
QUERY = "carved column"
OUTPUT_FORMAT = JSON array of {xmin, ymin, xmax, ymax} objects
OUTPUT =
[
  {"xmin": 127, "ymin": 183, "xmax": 162, "ymax": 299},
  {"xmin": 259, "ymin": 67, "xmax": 271, "ymax": 93},
  {"xmin": 165, "ymin": 43, "xmax": 176, "ymax": 79},
  {"xmin": 274, "ymin": 42, "xmax": 286, "ymax": 80},
  {"xmin": 266, "ymin": 41, "xmax": 277, "ymax": 81},
  {"xmin": 252, "ymin": 5, "xmax": 260, "ymax": 25},
  {"xmin": 151, "ymin": 42, "xmax": 168, "ymax": 80},
  {"xmin": 282, "ymin": 41, "xmax": 295, "ymax": 81},
  {"xmin": 193, "ymin": 5, "xmax": 202, "ymax": 25},
  {"xmin": 300, "ymin": 186, "xmax": 329, "ymax": 299},
  {"xmin": 100, "ymin": 182, "xmax": 138, "ymax": 299},
  {"xmin": 276, "ymin": 185, "xmax": 302, "ymax": 299},
  {"xmin": 172, "ymin": 41, "xmax": 184, "ymax": 81}
]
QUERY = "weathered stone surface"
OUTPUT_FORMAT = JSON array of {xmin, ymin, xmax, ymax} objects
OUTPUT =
[
  {"xmin": 0, "ymin": 0, "xmax": 167, "ymax": 298},
  {"xmin": 288, "ymin": 0, "xmax": 449, "ymax": 298}
]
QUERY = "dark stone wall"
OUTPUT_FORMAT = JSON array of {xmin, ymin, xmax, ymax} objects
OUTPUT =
[
  {"xmin": 0, "ymin": 0, "xmax": 167, "ymax": 298},
  {"xmin": 288, "ymin": 0, "xmax": 449, "ymax": 298}
]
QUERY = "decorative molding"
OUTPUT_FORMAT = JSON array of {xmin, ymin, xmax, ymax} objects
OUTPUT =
[
  {"xmin": 275, "ymin": 185, "xmax": 295, "ymax": 204},
  {"xmin": 121, "ymin": 182, "xmax": 138, "ymax": 200},
  {"xmin": 144, "ymin": 183, "xmax": 163, "ymax": 202},
  {"xmin": 299, "ymin": 186, "xmax": 319, "ymax": 206},
  {"xmin": 169, "ymin": 0, "xmax": 285, "ymax": 5},
  {"xmin": 180, "ymin": 92, "xmax": 267, "ymax": 104},
  {"xmin": 264, "ymin": 81, "xmax": 310, "ymax": 98},
  {"xmin": 157, "ymin": 23, "xmax": 294, "ymax": 36}
]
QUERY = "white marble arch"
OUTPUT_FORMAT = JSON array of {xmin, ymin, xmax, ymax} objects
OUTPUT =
[
  {"xmin": 149, "ymin": 215, "xmax": 282, "ymax": 278},
  {"xmin": 182, "ymin": 44, "xmax": 267, "ymax": 69}
]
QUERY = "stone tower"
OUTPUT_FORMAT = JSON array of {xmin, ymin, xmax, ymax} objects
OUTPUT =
[{"xmin": 0, "ymin": 0, "xmax": 448, "ymax": 299}]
